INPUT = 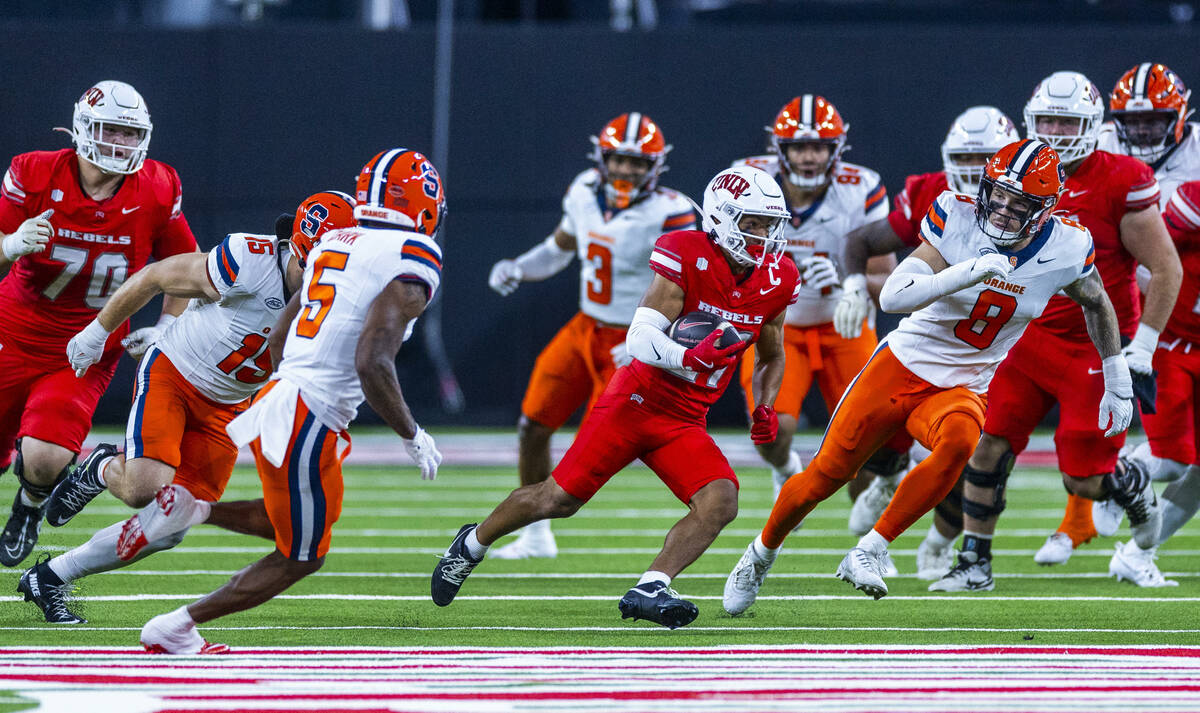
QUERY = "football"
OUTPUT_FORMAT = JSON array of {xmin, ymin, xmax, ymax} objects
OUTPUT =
[{"xmin": 667, "ymin": 310, "xmax": 743, "ymax": 349}]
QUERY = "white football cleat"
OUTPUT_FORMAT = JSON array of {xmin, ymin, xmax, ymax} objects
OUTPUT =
[
  {"xmin": 117, "ymin": 485, "xmax": 201, "ymax": 562},
  {"xmin": 1092, "ymin": 497, "xmax": 1125, "ymax": 537},
  {"xmin": 916, "ymin": 537, "xmax": 955, "ymax": 581},
  {"xmin": 835, "ymin": 546, "xmax": 889, "ymax": 599},
  {"xmin": 490, "ymin": 526, "xmax": 558, "ymax": 560},
  {"xmin": 848, "ymin": 475, "xmax": 897, "ymax": 536},
  {"xmin": 1033, "ymin": 532, "xmax": 1074, "ymax": 566},
  {"xmin": 141, "ymin": 611, "xmax": 228, "ymax": 654},
  {"xmin": 723, "ymin": 540, "xmax": 777, "ymax": 616},
  {"xmin": 1109, "ymin": 540, "xmax": 1178, "ymax": 587}
]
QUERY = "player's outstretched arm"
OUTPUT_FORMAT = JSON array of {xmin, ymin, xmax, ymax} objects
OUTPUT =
[
  {"xmin": 1064, "ymin": 269, "xmax": 1133, "ymax": 437},
  {"xmin": 488, "ymin": 228, "xmax": 576, "ymax": 296},
  {"xmin": 878, "ymin": 241, "xmax": 1010, "ymax": 313},
  {"xmin": 356, "ymin": 279, "xmax": 441, "ymax": 480}
]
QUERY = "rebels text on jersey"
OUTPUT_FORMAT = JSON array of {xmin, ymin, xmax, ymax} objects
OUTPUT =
[
  {"xmin": 887, "ymin": 171, "xmax": 949, "ymax": 249},
  {"xmin": 628, "ymin": 230, "xmax": 800, "ymax": 421},
  {"xmin": 1161, "ymin": 182, "xmax": 1200, "ymax": 343},
  {"xmin": 887, "ymin": 191, "xmax": 1096, "ymax": 393},
  {"xmin": 1034, "ymin": 150, "xmax": 1158, "ymax": 341},
  {"xmin": 1099, "ymin": 121, "xmax": 1200, "ymax": 206},
  {"xmin": 734, "ymin": 156, "xmax": 886, "ymax": 327},
  {"xmin": 155, "ymin": 233, "xmax": 292, "ymax": 404},
  {"xmin": 560, "ymin": 168, "xmax": 695, "ymax": 326},
  {"xmin": 0, "ymin": 149, "xmax": 196, "ymax": 355}
]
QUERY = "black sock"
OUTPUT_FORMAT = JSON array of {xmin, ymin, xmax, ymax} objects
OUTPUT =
[{"xmin": 962, "ymin": 533, "xmax": 992, "ymax": 562}]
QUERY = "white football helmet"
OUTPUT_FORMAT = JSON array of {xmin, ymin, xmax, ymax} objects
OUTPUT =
[
  {"xmin": 701, "ymin": 166, "xmax": 789, "ymax": 267},
  {"xmin": 59, "ymin": 81, "xmax": 153, "ymax": 175},
  {"xmin": 941, "ymin": 106, "xmax": 1019, "ymax": 194},
  {"xmin": 1023, "ymin": 71, "xmax": 1104, "ymax": 165}
]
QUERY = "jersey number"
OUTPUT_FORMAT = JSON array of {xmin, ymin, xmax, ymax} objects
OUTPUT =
[
  {"xmin": 296, "ymin": 250, "xmax": 349, "ymax": 338},
  {"xmin": 41, "ymin": 246, "xmax": 129, "ymax": 309},
  {"xmin": 216, "ymin": 332, "xmax": 272, "ymax": 384},
  {"xmin": 585, "ymin": 242, "xmax": 612, "ymax": 305},
  {"xmin": 954, "ymin": 289, "xmax": 1018, "ymax": 349}
]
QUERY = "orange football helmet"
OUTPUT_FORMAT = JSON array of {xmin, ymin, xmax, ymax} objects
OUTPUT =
[
  {"xmin": 289, "ymin": 190, "xmax": 356, "ymax": 267},
  {"xmin": 354, "ymin": 148, "xmax": 446, "ymax": 237},
  {"xmin": 975, "ymin": 139, "xmax": 1064, "ymax": 247},
  {"xmin": 589, "ymin": 113, "xmax": 671, "ymax": 209},
  {"xmin": 1110, "ymin": 62, "xmax": 1192, "ymax": 164},
  {"xmin": 770, "ymin": 95, "xmax": 848, "ymax": 188}
]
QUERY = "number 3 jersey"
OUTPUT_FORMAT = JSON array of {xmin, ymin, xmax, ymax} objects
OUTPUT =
[
  {"xmin": 886, "ymin": 191, "xmax": 1095, "ymax": 394},
  {"xmin": 0, "ymin": 149, "xmax": 197, "ymax": 357},
  {"xmin": 275, "ymin": 227, "xmax": 442, "ymax": 431},
  {"xmin": 155, "ymin": 232, "xmax": 292, "ymax": 404},
  {"xmin": 559, "ymin": 168, "xmax": 695, "ymax": 325}
]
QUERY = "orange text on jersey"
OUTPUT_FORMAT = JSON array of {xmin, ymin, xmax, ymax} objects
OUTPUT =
[{"xmin": 982, "ymin": 277, "xmax": 1025, "ymax": 295}]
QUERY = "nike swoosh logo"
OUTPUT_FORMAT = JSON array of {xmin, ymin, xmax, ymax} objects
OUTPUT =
[
  {"xmin": 677, "ymin": 321, "xmax": 709, "ymax": 330},
  {"xmin": 759, "ymin": 286, "xmax": 777, "ymax": 295},
  {"xmin": 652, "ymin": 344, "xmax": 661, "ymax": 360},
  {"xmin": 1067, "ymin": 189, "xmax": 1088, "ymax": 198},
  {"xmin": 122, "ymin": 206, "xmax": 141, "ymax": 214},
  {"xmin": 694, "ymin": 358, "xmax": 713, "ymax": 370},
  {"xmin": 1087, "ymin": 368, "xmax": 1102, "ymax": 374},
  {"xmin": 1036, "ymin": 257, "xmax": 1055, "ymax": 264},
  {"xmin": 903, "ymin": 279, "xmax": 915, "ymax": 289}
]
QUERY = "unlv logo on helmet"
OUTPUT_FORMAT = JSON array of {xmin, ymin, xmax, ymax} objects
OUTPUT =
[
  {"xmin": 82, "ymin": 87, "xmax": 104, "ymax": 107},
  {"xmin": 712, "ymin": 172, "xmax": 750, "ymax": 200}
]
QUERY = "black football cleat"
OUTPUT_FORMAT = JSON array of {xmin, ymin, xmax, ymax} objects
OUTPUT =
[
  {"xmin": 0, "ymin": 490, "xmax": 44, "ymax": 567},
  {"xmin": 431, "ymin": 523, "xmax": 482, "ymax": 606},
  {"xmin": 45, "ymin": 443, "xmax": 118, "ymax": 527},
  {"xmin": 618, "ymin": 582, "xmax": 699, "ymax": 629},
  {"xmin": 19, "ymin": 555, "xmax": 85, "ymax": 624}
]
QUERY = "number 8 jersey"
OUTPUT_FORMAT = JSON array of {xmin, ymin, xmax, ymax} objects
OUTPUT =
[{"xmin": 886, "ymin": 191, "xmax": 1095, "ymax": 393}]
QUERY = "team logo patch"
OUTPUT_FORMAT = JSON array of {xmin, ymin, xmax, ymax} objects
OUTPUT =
[
  {"xmin": 51, "ymin": 189, "xmax": 63, "ymax": 202},
  {"xmin": 696, "ymin": 257, "xmax": 708, "ymax": 271},
  {"xmin": 266, "ymin": 297, "xmax": 285, "ymax": 309}
]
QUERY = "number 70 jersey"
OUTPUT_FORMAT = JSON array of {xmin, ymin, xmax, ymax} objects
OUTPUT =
[{"xmin": 886, "ymin": 191, "xmax": 1095, "ymax": 394}]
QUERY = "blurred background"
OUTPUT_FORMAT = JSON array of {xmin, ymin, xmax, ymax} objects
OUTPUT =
[{"xmin": 0, "ymin": 0, "xmax": 1195, "ymax": 429}]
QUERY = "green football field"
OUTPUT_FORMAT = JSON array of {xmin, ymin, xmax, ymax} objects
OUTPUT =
[{"xmin": 1, "ymin": 454, "xmax": 1197, "ymax": 649}]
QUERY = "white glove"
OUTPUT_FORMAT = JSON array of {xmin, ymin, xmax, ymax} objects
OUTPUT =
[
  {"xmin": 403, "ymin": 426, "xmax": 442, "ymax": 480},
  {"xmin": 799, "ymin": 255, "xmax": 840, "ymax": 291},
  {"xmin": 609, "ymin": 340, "xmax": 633, "ymax": 368},
  {"xmin": 67, "ymin": 318, "xmax": 111, "ymax": 377},
  {"xmin": 833, "ymin": 273, "xmax": 870, "ymax": 339},
  {"xmin": 2, "ymin": 209, "xmax": 54, "ymax": 261},
  {"xmin": 968, "ymin": 253, "xmax": 1012, "ymax": 285},
  {"xmin": 1099, "ymin": 354, "xmax": 1135, "ymax": 437},
  {"xmin": 1122, "ymin": 323, "xmax": 1158, "ymax": 375},
  {"xmin": 488, "ymin": 259, "xmax": 523, "ymax": 296},
  {"xmin": 121, "ymin": 314, "xmax": 176, "ymax": 359}
]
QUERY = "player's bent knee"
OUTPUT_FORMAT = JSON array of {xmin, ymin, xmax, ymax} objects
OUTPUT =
[
  {"xmin": 961, "ymin": 448, "xmax": 1014, "ymax": 520},
  {"xmin": 532, "ymin": 479, "xmax": 584, "ymax": 519},
  {"xmin": 14, "ymin": 439, "xmax": 76, "ymax": 491}
]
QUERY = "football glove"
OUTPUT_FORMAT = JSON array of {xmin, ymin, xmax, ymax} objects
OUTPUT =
[
  {"xmin": 750, "ymin": 404, "xmax": 778, "ymax": 445},
  {"xmin": 968, "ymin": 253, "xmax": 1012, "ymax": 285},
  {"xmin": 2, "ymin": 209, "xmax": 54, "ymax": 261},
  {"xmin": 799, "ymin": 255, "xmax": 839, "ymax": 291},
  {"xmin": 1121, "ymin": 323, "xmax": 1158, "ymax": 376},
  {"xmin": 609, "ymin": 340, "xmax": 633, "ymax": 368},
  {"xmin": 403, "ymin": 427, "xmax": 443, "ymax": 481},
  {"xmin": 834, "ymin": 273, "xmax": 870, "ymax": 339},
  {"xmin": 122, "ymin": 315, "xmax": 176, "ymax": 360},
  {"xmin": 67, "ymin": 318, "xmax": 111, "ymax": 377},
  {"xmin": 682, "ymin": 329, "xmax": 746, "ymax": 373},
  {"xmin": 1099, "ymin": 354, "xmax": 1134, "ymax": 438},
  {"xmin": 488, "ymin": 259, "xmax": 523, "ymax": 296}
]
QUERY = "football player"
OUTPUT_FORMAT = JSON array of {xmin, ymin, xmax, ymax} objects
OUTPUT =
[
  {"xmin": 136, "ymin": 149, "xmax": 445, "ymax": 653},
  {"xmin": 432, "ymin": 165, "xmax": 800, "ymax": 629},
  {"xmin": 725, "ymin": 140, "xmax": 1132, "ymax": 612},
  {"xmin": 927, "ymin": 71, "xmax": 1182, "ymax": 593},
  {"xmin": 0, "ymin": 81, "xmax": 198, "ymax": 567},
  {"xmin": 838, "ymin": 106, "xmax": 1020, "ymax": 578},
  {"xmin": 485, "ymin": 113, "xmax": 695, "ymax": 559}
]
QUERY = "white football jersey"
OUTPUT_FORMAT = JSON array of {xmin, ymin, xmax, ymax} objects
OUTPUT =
[
  {"xmin": 1098, "ymin": 121, "xmax": 1200, "ymax": 206},
  {"xmin": 156, "ymin": 232, "xmax": 290, "ymax": 404},
  {"xmin": 887, "ymin": 191, "xmax": 1096, "ymax": 393},
  {"xmin": 732, "ymin": 156, "xmax": 887, "ymax": 327},
  {"xmin": 274, "ymin": 226, "xmax": 442, "ymax": 431},
  {"xmin": 559, "ymin": 168, "xmax": 695, "ymax": 325}
]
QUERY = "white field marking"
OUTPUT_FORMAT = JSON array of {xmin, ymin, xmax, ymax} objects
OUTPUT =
[
  {"xmin": 67, "ymin": 506, "xmax": 1086, "ymax": 519},
  {"xmin": 2, "ymin": 644, "xmax": 1199, "ymax": 652},
  {"xmin": 86, "ymin": 569, "xmax": 1200, "ymax": 580},
  {"xmin": 4, "ymin": 593, "xmax": 1199, "ymax": 603},
  {"xmin": 2, "ymin": 625, "xmax": 1200, "ymax": 634}
]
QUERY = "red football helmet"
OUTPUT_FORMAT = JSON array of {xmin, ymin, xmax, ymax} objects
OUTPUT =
[
  {"xmin": 354, "ymin": 148, "xmax": 446, "ymax": 237},
  {"xmin": 290, "ymin": 190, "xmax": 356, "ymax": 267},
  {"xmin": 1110, "ymin": 62, "xmax": 1192, "ymax": 163},
  {"xmin": 770, "ymin": 95, "xmax": 848, "ymax": 188},
  {"xmin": 589, "ymin": 112, "xmax": 671, "ymax": 209},
  {"xmin": 975, "ymin": 139, "xmax": 1064, "ymax": 247}
]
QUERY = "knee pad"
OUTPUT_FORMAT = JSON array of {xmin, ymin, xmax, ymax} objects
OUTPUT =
[
  {"xmin": 935, "ymin": 488, "xmax": 964, "ymax": 530},
  {"xmin": 961, "ymin": 450, "xmax": 1014, "ymax": 520},
  {"xmin": 14, "ymin": 440, "xmax": 76, "ymax": 500},
  {"xmin": 863, "ymin": 447, "xmax": 910, "ymax": 478}
]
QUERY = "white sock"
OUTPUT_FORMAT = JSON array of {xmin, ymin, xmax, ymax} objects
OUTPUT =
[
  {"xmin": 163, "ymin": 604, "xmax": 196, "ymax": 630},
  {"xmin": 50, "ymin": 520, "xmax": 189, "ymax": 582},
  {"xmin": 95, "ymin": 456, "xmax": 115, "ymax": 487},
  {"xmin": 526, "ymin": 519, "xmax": 551, "ymax": 537},
  {"xmin": 856, "ymin": 529, "xmax": 889, "ymax": 553},
  {"xmin": 20, "ymin": 489, "xmax": 44, "ymax": 507},
  {"xmin": 752, "ymin": 533, "xmax": 781, "ymax": 559},
  {"xmin": 637, "ymin": 570, "xmax": 671, "ymax": 587},
  {"xmin": 923, "ymin": 523, "xmax": 954, "ymax": 549},
  {"xmin": 464, "ymin": 528, "xmax": 488, "ymax": 559},
  {"xmin": 194, "ymin": 500, "xmax": 212, "ymax": 524}
]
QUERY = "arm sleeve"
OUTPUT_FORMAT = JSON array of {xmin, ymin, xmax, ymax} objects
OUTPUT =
[
  {"xmin": 625, "ymin": 306, "xmax": 686, "ymax": 369},
  {"xmin": 514, "ymin": 234, "xmax": 574, "ymax": 281},
  {"xmin": 879, "ymin": 253, "xmax": 976, "ymax": 313}
]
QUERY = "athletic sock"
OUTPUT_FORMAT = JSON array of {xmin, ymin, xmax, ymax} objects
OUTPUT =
[
  {"xmin": 1059, "ymin": 492, "xmax": 1096, "ymax": 546},
  {"xmin": 923, "ymin": 523, "xmax": 954, "ymax": 550},
  {"xmin": 464, "ymin": 528, "xmax": 488, "ymax": 560},
  {"xmin": 856, "ymin": 529, "xmax": 889, "ymax": 553},
  {"xmin": 637, "ymin": 570, "xmax": 671, "ymax": 588},
  {"xmin": 961, "ymin": 531, "xmax": 992, "ymax": 562}
]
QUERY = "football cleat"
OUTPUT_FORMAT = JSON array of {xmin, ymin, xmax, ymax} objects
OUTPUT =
[
  {"xmin": 45, "ymin": 443, "xmax": 118, "ymax": 527},
  {"xmin": 723, "ymin": 540, "xmax": 777, "ymax": 616},
  {"xmin": 140, "ymin": 611, "xmax": 228, "ymax": 654},
  {"xmin": 117, "ymin": 484, "xmax": 199, "ymax": 561},
  {"xmin": 0, "ymin": 491, "xmax": 44, "ymax": 567},
  {"xmin": 1092, "ymin": 497, "xmax": 1125, "ymax": 538},
  {"xmin": 848, "ymin": 475, "xmax": 897, "ymax": 536},
  {"xmin": 916, "ymin": 537, "xmax": 955, "ymax": 581},
  {"xmin": 1104, "ymin": 463, "xmax": 1162, "ymax": 549},
  {"xmin": 618, "ymin": 581, "xmax": 698, "ymax": 629},
  {"xmin": 835, "ymin": 547, "xmax": 889, "ymax": 599},
  {"xmin": 431, "ymin": 523, "xmax": 482, "ymax": 606},
  {"xmin": 1109, "ymin": 540, "xmax": 1179, "ymax": 588},
  {"xmin": 928, "ymin": 555, "xmax": 995, "ymax": 592},
  {"xmin": 1033, "ymin": 532, "xmax": 1074, "ymax": 566},
  {"xmin": 18, "ymin": 555, "xmax": 85, "ymax": 624},
  {"xmin": 490, "ymin": 526, "xmax": 557, "ymax": 560}
]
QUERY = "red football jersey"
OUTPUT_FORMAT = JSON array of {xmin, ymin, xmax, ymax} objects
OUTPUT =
[
  {"xmin": 1162, "ymin": 181, "xmax": 1200, "ymax": 343},
  {"xmin": 1034, "ymin": 150, "xmax": 1158, "ymax": 341},
  {"xmin": 0, "ymin": 149, "xmax": 197, "ymax": 356},
  {"xmin": 887, "ymin": 171, "xmax": 949, "ymax": 248},
  {"xmin": 628, "ymin": 230, "xmax": 800, "ymax": 421}
]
